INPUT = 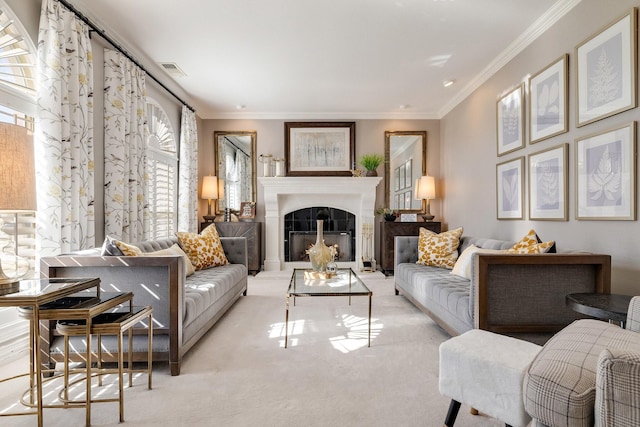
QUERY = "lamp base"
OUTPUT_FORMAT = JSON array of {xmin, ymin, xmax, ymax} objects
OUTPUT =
[{"xmin": 422, "ymin": 214, "xmax": 435, "ymax": 222}]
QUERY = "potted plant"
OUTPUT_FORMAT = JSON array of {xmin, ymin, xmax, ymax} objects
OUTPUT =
[
  {"xmin": 376, "ymin": 207, "xmax": 398, "ymax": 222},
  {"xmin": 359, "ymin": 153, "xmax": 384, "ymax": 177}
]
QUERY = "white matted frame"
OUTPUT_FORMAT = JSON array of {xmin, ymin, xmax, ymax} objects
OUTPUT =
[
  {"xmin": 576, "ymin": 122, "xmax": 636, "ymax": 220},
  {"xmin": 496, "ymin": 157, "xmax": 524, "ymax": 220},
  {"xmin": 496, "ymin": 84, "xmax": 525, "ymax": 156},
  {"xmin": 529, "ymin": 55, "xmax": 568, "ymax": 144},
  {"xmin": 284, "ymin": 122, "xmax": 355, "ymax": 176},
  {"xmin": 576, "ymin": 8, "xmax": 637, "ymax": 127},
  {"xmin": 528, "ymin": 144, "xmax": 568, "ymax": 221}
]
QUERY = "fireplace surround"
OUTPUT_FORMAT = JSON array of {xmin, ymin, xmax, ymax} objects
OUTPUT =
[{"xmin": 259, "ymin": 176, "xmax": 382, "ymax": 271}]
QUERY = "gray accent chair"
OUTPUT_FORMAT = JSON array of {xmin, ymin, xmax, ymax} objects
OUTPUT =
[{"xmin": 523, "ymin": 296, "xmax": 640, "ymax": 427}]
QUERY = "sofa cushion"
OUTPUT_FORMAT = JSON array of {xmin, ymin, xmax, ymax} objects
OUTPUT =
[
  {"xmin": 507, "ymin": 229, "xmax": 554, "ymax": 254},
  {"xmin": 417, "ymin": 227, "xmax": 463, "ymax": 269},
  {"xmin": 451, "ymin": 244, "xmax": 506, "ymax": 279},
  {"xmin": 114, "ymin": 239, "xmax": 143, "ymax": 256},
  {"xmin": 143, "ymin": 244, "xmax": 195, "ymax": 276},
  {"xmin": 176, "ymin": 224, "xmax": 228, "ymax": 270},
  {"xmin": 524, "ymin": 319, "xmax": 640, "ymax": 427},
  {"xmin": 100, "ymin": 235, "xmax": 124, "ymax": 256}
]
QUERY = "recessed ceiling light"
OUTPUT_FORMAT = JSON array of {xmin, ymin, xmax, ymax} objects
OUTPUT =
[
  {"xmin": 235, "ymin": 105, "xmax": 246, "ymax": 110},
  {"xmin": 399, "ymin": 104, "xmax": 410, "ymax": 110},
  {"xmin": 442, "ymin": 79, "xmax": 455, "ymax": 88}
]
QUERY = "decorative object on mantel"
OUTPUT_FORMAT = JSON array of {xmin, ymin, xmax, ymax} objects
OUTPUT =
[
  {"xmin": 0, "ymin": 123, "xmax": 36, "ymax": 293},
  {"xmin": 359, "ymin": 153, "xmax": 384, "ymax": 177},
  {"xmin": 306, "ymin": 219, "xmax": 334, "ymax": 272},
  {"xmin": 415, "ymin": 175, "xmax": 436, "ymax": 221},
  {"xmin": 350, "ymin": 168, "xmax": 364, "ymax": 177},
  {"xmin": 258, "ymin": 153, "xmax": 274, "ymax": 177},
  {"xmin": 376, "ymin": 207, "xmax": 398, "ymax": 222},
  {"xmin": 201, "ymin": 175, "xmax": 220, "ymax": 221}
]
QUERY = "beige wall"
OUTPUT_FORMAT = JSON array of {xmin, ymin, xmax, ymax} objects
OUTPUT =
[
  {"xmin": 198, "ymin": 118, "xmax": 440, "ymax": 259},
  {"xmin": 441, "ymin": 0, "xmax": 640, "ymax": 295}
]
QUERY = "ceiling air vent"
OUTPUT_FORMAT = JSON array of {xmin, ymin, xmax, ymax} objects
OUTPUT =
[{"xmin": 159, "ymin": 62, "xmax": 187, "ymax": 78}]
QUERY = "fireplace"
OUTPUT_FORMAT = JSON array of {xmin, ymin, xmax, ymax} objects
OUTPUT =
[
  {"xmin": 285, "ymin": 207, "xmax": 355, "ymax": 262},
  {"xmin": 259, "ymin": 176, "xmax": 382, "ymax": 271}
]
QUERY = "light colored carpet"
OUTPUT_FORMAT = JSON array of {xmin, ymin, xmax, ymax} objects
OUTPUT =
[{"xmin": 0, "ymin": 271, "xmax": 508, "ymax": 426}]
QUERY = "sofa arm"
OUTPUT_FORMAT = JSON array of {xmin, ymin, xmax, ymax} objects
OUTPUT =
[
  {"xmin": 40, "ymin": 254, "xmax": 184, "ymax": 373},
  {"xmin": 596, "ymin": 348, "xmax": 640, "ymax": 426},
  {"xmin": 221, "ymin": 236, "xmax": 248, "ymax": 269},
  {"xmin": 626, "ymin": 296, "xmax": 640, "ymax": 333},
  {"xmin": 394, "ymin": 236, "xmax": 419, "ymax": 270},
  {"xmin": 471, "ymin": 253, "xmax": 611, "ymax": 334}
]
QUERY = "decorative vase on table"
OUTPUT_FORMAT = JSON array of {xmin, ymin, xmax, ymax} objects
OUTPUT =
[{"xmin": 306, "ymin": 220, "xmax": 333, "ymax": 272}]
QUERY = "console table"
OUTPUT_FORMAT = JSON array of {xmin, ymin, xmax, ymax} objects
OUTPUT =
[
  {"xmin": 201, "ymin": 221, "xmax": 263, "ymax": 275},
  {"xmin": 379, "ymin": 221, "xmax": 441, "ymax": 276}
]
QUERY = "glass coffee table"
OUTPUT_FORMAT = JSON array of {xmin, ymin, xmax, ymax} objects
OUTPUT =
[{"xmin": 285, "ymin": 268, "xmax": 372, "ymax": 348}]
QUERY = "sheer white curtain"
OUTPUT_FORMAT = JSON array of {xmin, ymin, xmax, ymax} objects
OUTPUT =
[
  {"xmin": 178, "ymin": 106, "xmax": 198, "ymax": 233},
  {"xmin": 35, "ymin": 0, "xmax": 94, "ymax": 256},
  {"xmin": 103, "ymin": 48, "xmax": 148, "ymax": 241}
]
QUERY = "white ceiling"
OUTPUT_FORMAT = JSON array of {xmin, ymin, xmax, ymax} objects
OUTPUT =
[{"xmin": 70, "ymin": 0, "xmax": 577, "ymax": 120}]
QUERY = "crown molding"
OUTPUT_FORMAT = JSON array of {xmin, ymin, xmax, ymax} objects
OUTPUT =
[
  {"xmin": 204, "ymin": 111, "xmax": 438, "ymax": 121},
  {"xmin": 438, "ymin": 0, "xmax": 582, "ymax": 119}
]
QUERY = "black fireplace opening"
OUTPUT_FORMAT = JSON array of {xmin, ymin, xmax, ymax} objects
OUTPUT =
[{"xmin": 284, "ymin": 207, "xmax": 356, "ymax": 262}]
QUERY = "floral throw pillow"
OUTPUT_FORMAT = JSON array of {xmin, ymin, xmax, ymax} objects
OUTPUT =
[
  {"xmin": 417, "ymin": 227, "xmax": 463, "ymax": 269},
  {"xmin": 176, "ymin": 224, "xmax": 228, "ymax": 270},
  {"xmin": 114, "ymin": 239, "xmax": 143, "ymax": 256},
  {"xmin": 507, "ymin": 229, "xmax": 555, "ymax": 254}
]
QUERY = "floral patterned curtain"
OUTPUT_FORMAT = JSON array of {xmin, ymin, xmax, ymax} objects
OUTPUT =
[
  {"xmin": 103, "ymin": 48, "xmax": 148, "ymax": 241},
  {"xmin": 178, "ymin": 106, "xmax": 198, "ymax": 233},
  {"xmin": 35, "ymin": 0, "xmax": 94, "ymax": 256}
]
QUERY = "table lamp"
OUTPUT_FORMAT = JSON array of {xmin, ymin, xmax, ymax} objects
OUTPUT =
[
  {"xmin": 415, "ymin": 175, "xmax": 436, "ymax": 221},
  {"xmin": 201, "ymin": 175, "xmax": 218, "ymax": 221},
  {"xmin": 0, "ymin": 123, "xmax": 36, "ymax": 292}
]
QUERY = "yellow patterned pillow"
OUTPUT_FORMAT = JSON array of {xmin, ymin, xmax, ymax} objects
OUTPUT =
[
  {"xmin": 176, "ymin": 224, "xmax": 228, "ymax": 270},
  {"xmin": 507, "ymin": 229, "xmax": 554, "ymax": 254},
  {"xmin": 417, "ymin": 227, "xmax": 463, "ymax": 269},
  {"xmin": 114, "ymin": 240, "xmax": 143, "ymax": 256}
]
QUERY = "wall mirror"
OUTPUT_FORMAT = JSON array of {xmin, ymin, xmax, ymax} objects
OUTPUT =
[
  {"xmin": 384, "ymin": 130, "xmax": 427, "ymax": 212},
  {"xmin": 214, "ymin": 131, "xmax": 257, "ymax": 212}
]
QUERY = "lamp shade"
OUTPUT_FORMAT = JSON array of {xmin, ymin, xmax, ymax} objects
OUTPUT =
[
  {"xmin": 0, "ymin": 123, "xmax": 36, "ymax": 211},
  {"xmin": 415, "ymin": 175, "xmax": 436, "ymax": 200},
  {"xmin": 202, "ymin": 175, "xmax": 219, "ymax": 200}
]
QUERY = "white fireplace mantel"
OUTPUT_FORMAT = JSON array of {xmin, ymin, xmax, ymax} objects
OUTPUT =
[{"xmin": 259, "ymin": 176, "xmax": 382, "ymax": 271}]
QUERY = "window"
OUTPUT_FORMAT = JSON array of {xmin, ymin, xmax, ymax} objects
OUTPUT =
[
  {"xmin": 145, "ymin": 99, "xmax": 177, "ymax": 239},
  {"xmin": 0, "ymin": 7, "xmax": 36, "ymax": 98}
]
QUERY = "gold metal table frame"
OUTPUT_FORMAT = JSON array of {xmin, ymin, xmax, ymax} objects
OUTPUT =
[{"xmin": 285, "ymin": 268, "xmax": 373, "ymax": 348}]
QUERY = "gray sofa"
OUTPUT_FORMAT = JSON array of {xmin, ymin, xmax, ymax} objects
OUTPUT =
[
  {"xmin": 40, "ymin": 236, "xmax": 248, "ymax": 376},
  {"xmin": 394, "ymin": 235, "xmax": 611, "ymax": 342}
]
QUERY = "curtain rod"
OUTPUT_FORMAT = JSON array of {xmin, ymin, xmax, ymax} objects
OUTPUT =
[
  {"xmin": 57, "ymin": 0, "xmax": 195, "ymax": 112},
  {"xmin": 224, "ymin": 136, "xmax": 249, "ymax": 157}
]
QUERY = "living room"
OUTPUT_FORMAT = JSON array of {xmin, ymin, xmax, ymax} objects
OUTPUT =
[{"xmin": 1, "ymin": 0, "xmax": 640, "ymax": 425}]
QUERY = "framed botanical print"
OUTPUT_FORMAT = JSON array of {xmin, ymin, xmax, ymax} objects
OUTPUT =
[
  {"xmin": 576, "ymin": 9, "xmax": 637, "ymax": 127},
  {"xmin": 496, "ymin": 157, "xmax": 524, "ymax": 219},
  {"xmin": 528, "ymin": 144, "xmax": 568, "ymax": 221},
  {"xmin": 496, "ymin": 84, "xmax": 525, "ymax": 156},
  {"xmin": 529, "ymin": 55, "xmax": 569, "ymax": 143},
  {"xmin": 575, "ymin": 122, "xmax": 636, "ymax": 220}
]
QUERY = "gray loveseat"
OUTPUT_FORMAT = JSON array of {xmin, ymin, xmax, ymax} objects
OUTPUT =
[
  {"xmin": 40, "ymin": 236, "xmax": 248, "ymax": 376},
  {"xmin": 394, "ymin": 235, "xmax": 611, "ymax": 342}
]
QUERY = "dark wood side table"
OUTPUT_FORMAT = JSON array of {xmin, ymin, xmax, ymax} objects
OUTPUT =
[
  {"xmin": 379, "ymin": 221, "xmax": 441, "ymax": 276},
  {"xmin": 566, "ymin": 293, "xmax": 633, "ymax": 327},
  {"xmin": 202, "ymin": 221, "xmax": 263, "ymax": 275}
]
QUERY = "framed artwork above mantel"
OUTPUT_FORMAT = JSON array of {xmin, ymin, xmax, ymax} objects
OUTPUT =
[{"xmin": 284, "ymin": 122, "xmax": 356, "ymax": 176}]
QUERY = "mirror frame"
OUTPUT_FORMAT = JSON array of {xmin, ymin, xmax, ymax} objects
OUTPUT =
[
  {"xmin": 384, "ymin": 130, "xmax": 427, "ymax": 213},
  {"xmin": 214, "ymin": 130, "xmax": 257, "ymax": 213}
]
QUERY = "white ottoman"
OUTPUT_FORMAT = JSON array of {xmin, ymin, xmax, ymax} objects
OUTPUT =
[{"xmin": 439, "ymin": 330, "xmax": 542, "ymax": 427}]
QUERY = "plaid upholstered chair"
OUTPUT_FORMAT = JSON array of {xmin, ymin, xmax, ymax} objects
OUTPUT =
[{"xmin": 523, "ymin": 296, "xmax": 640, "ymax": 427}]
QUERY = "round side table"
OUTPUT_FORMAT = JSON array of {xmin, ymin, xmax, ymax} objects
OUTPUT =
[{"xmin": 566, "ymin": 293, "xmax": 632, "ymax": 327}]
